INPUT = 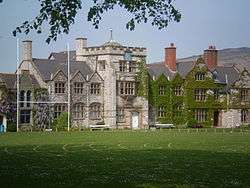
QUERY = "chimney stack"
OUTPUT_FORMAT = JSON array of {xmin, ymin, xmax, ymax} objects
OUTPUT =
[
  {"xmin": 165, "ymin": 43, "xmax": 176, "ymax": 71},
  {"xmin": 204, "ymin": 45, "xmax": 218, "ymax": 70},
  {"xmin": 76, "ymin": 38, "xmax": 87, "ymax": 61},
  {"xmin": 22, "ymin": 40, "xmax": 32, "ymax": 62}
]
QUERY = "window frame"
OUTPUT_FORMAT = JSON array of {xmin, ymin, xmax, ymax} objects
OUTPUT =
[
  {"xmin": 194, "ymin": 109, "xmax": 207, "ymax": 123},
  {"xmin": 90, "ymin": 83, "xmax": 101, "ymax": 95},
  {"xmin": 89, "ymin": 103, "xmax": 101, "ymax": 120},
  {"xmin": 55, "ymin": 82, "xmax": 66, "ymax": 94},
  {"xmin": 74, "ymin": 82, "xmax": 84, "ymax": 94},
  {"xmin": 194, "ymin": 89, "xmax": 206, "ymax": 101}
]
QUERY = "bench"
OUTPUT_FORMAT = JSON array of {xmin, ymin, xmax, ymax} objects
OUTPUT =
[
  {"xmin": 90, "ymin": 125, "xmax": 110, "ymax": 131},
  {"xmin": 154, "ymin": 123, "xmax": 175, "ymax": 129}
]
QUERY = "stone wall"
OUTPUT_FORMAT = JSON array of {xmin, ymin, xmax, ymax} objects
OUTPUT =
[{"xmin": 221, "ymin": 109, "xmax": 241, "ymax": 128}]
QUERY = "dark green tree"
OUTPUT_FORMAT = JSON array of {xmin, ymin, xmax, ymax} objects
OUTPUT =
[{"xmin": 9, "ymin": 0, "xmax": 181, "ymax": 43}]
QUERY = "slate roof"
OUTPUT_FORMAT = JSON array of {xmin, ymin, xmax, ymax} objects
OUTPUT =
[
  {"xmin": 0, "ymin": 73, "xmax": 40, "ymax": 89},
  {"xmin": 147, "ymin": 60, "xmax": 195, "ymax": 79},
  {"xmin": 0, "ymin": 73, "xmax": 16, "ymax": 89},
  {"xmin": 213, "ymin": 66, "xmax": 239, "ymax": 86},
  {"xmin": 32, "ymin": 58, "xmax": 93, "ymax": 81},
  {"xmin": 49, "ymin": 51, "xmax": 76, "ymax": 61},
  {"xmin": 147, "ymin": 59, "xmax": 240, "ymax": 90},
  {"xmin": 147, "ymin": 62, "xmax": 175, "ymax": 79}
]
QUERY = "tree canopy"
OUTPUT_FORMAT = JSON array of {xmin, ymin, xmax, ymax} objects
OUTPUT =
[{"xmin": 6, "ymin": 0, "xmax": 181, "ymax": 43}]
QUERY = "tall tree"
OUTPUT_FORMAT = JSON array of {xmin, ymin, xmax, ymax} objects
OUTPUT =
[{"xmin": 9, "ymin": 0, "xmax": 181, "ymax": 43}]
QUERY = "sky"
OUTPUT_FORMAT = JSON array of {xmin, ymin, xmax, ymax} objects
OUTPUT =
[{"xmin": 0, "ymin": 0, "xmax": 250, "ymax": 72}]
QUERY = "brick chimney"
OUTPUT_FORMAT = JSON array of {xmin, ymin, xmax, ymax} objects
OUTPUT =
[
  {"xmin": 204, "ymin": 45, "xmax": 218, "ymax": 70},
  {"xmin": 76, "ymin": 37, "xmax": 87, "ymax": 61},
  {"xmin": 165, "ymin": 43, "xmax": 176, "ymax": 71}
]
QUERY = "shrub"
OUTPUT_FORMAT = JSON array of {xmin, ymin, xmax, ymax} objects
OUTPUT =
[
  {"xmin": 7, "ymin": 122, "xmax": 16, "ymax": 132},
  {"xmin": 187, "ymin": 119, "xmax": 198, "ymax": 128},
  {"xmin": 52, "ymin": 113, "xmax": 68, "ymax": 131}
]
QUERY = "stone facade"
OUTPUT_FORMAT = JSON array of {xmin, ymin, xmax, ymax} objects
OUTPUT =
[{"xmin": 16, "ymin": 37, "xmax": 148, "ymax": 129}]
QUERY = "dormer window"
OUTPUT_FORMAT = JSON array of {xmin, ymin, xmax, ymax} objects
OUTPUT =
[
  {"xmin": 55, "ymin": 82, "xmax": 65, "ymax": 94},
  {"xmin": 195, "ymin": 73, "xmax": 205, "ymax": 81},
  {"xmin": 90, "ymin": 83, "xmax": 101, "ymax": 95},
  {"xmin": 74, "ymin": 82, "xmax": 84, "ymax": 94}
]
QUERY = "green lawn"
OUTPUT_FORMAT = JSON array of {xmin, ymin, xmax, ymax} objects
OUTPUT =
[{"xmin": 0, "ymin": 130, "xmax": 249, "ymax": 188}]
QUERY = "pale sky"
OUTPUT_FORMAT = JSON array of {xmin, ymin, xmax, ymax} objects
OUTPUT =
[{"xmin": 0, "ymin": 0, "xmax": 250, "ymax": 72}]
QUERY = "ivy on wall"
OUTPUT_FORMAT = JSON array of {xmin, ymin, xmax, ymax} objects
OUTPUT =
[
  {"xmin": 136, "ymin": 58, "xmax": 149, "ymax": 99},
  {"xmin": 146, "ymin": 58, "xmax": 227, "ymax": 127}
]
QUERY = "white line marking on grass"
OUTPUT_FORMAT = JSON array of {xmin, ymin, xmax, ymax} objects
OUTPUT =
[
  {"xmin": 62, "ymin": 144, "xmax": 68, "ymax": 152},
  {"xmin": 4, "ymin": 147, "xmax": 11, "ymax": 155},
  {"xmin": 168, "ymin": 143, "xmax": 172, "ymax": 149},
  {"xmin": 33, "ymin": 145, "xmax": 40, "ymax": 152},
  {"xmin": 118, "ymin": 143, "xmax": 127, "ymax": 150}
]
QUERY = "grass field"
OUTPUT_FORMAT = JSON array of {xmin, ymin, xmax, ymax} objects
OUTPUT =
[{"xmin": 0, "ymin": 129, "xmax": 249, "ymax": 188}]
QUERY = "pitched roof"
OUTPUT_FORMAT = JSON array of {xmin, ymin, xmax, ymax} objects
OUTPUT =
[
  {"xmin": 49, "ymin": 51, "xmax": 76, "ymax": 61},
  {"xmin": 147, "ymin": 62, "xmax": 175, "ymax": 79},
  {"xmin": 0, "ymin": 73, "xmax": 40, "ymax": 89},
  {"xmin": 0, "ymin": 73, "xmax": 16, "ymax": 89},
  {"xmin": 213, "ymin": 66, "xmax": 239, "ymax": 86},
  {"xmin": 32, "ymin": 58, "xmax": 93, "ymax": 81},
  {"xmin": 147, "ymin": 60, "xmax": 195, "ymax": 79}
]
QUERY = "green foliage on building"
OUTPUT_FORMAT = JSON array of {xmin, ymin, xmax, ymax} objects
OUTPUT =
[{"xmin": 146, "ymin": 58, "xmax": 227, "ymax": 127}]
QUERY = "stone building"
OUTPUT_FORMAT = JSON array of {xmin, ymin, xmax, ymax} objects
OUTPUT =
[
  {"xmin": 148, "ymin": 44, "xmax": 250, "ymax": 128},
  {"xmin": 15, "ymin": 34, "xmax": 148, "ymax": 130},
  {"xmin": 1, "ymin": 35, "xmax": 250, "ymax": 130}
]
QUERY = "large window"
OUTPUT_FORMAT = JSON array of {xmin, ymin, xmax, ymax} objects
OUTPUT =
[
  {"xmin": 55, "ymin": 82, "xmax": 65, "ymax": 94},
  {"xmin": 158, "ymin": 86, "xmax": 165, "ymax": 96},
  {"xmin": 240, "ymin": 89, "xmax": 248, "ymax": 102},
  {"xmin": 90, "ymin": 83, "xmax": 101, "ymax": 95},
  {"xmin": 116, "ymin": 107, "xmax": 125, "ymax": 122},
  {"xmin": 194, "ymin": 109, "xmax": 207, "ymax": 123},
  {"xmin": 20, "ymin": 110, "xmax": 31, "ymax": 124},
  {"xmin": 74, "ymin": 82, "xmax": 84, "ymax": 94},
  {"xmin": 119, "ymin": 82, "xmax": 136, "ymax": 95},
  {"xmin": 26, "ymin": 90, "xmax": 31, "ymax": 107},
  {"xmin": 54, "ymin": 104, "xmax": 66, "ymax": 118},
  {"xmin": 119, "ymin": 61, "xmax": 126, "ymax": 72},
  {"xmin": 158, "ymin": 106, "xmax": 166, "ymax": 118},
  {"xmin": 89, "ymin": 103, "xmax": 101, "ymax": 119},
  {"xmin": 195, "ymin": 73, "xmax": 205, "ymax": 81},
  {"xmin": 174, "ymin": 86, "xmax": 182, "ymax": 96},
  {"xmin": 194, "ymin": 89, "xmax": 206, "ymax": 101},
  {"xmin": 241, "ymin": 109, "xmax": 248, "ymax": 123},
  {"xmin": 73, "ymin": 103, "xmax": 85, "ymax": 119},
  {"xmin": 129, "ymin": 61, "xmax": 136, "ymax": 72},
  {"xmin": 20, "ymin": 90, "xmax": 25, "ymax": 107}
]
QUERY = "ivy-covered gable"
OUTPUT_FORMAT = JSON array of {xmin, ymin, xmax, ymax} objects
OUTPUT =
[
  {"xmin": 171, "ymin": 73, "xmax": 185, "ymax": 125},
  {"xmin": 149, "ymin": 74, "xmax": 172, "ymax": 123}
]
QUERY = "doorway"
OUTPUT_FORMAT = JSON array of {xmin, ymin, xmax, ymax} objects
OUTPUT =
[
  {"xmin": 214, "ymin": 111, "xmax": 219, "ymax": 127},
  {"xmin": 131, "ymin": 112, "xmax": 139, "ymax": 129}
]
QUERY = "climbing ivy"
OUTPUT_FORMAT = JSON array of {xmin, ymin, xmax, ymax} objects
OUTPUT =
[
  {"xmin": 136, "ymin": 58, "xmax": 149, "ymax": 99},
  {"xmin": 146, "ymin": 57, "xmax": 227, "ymax": 127}
]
